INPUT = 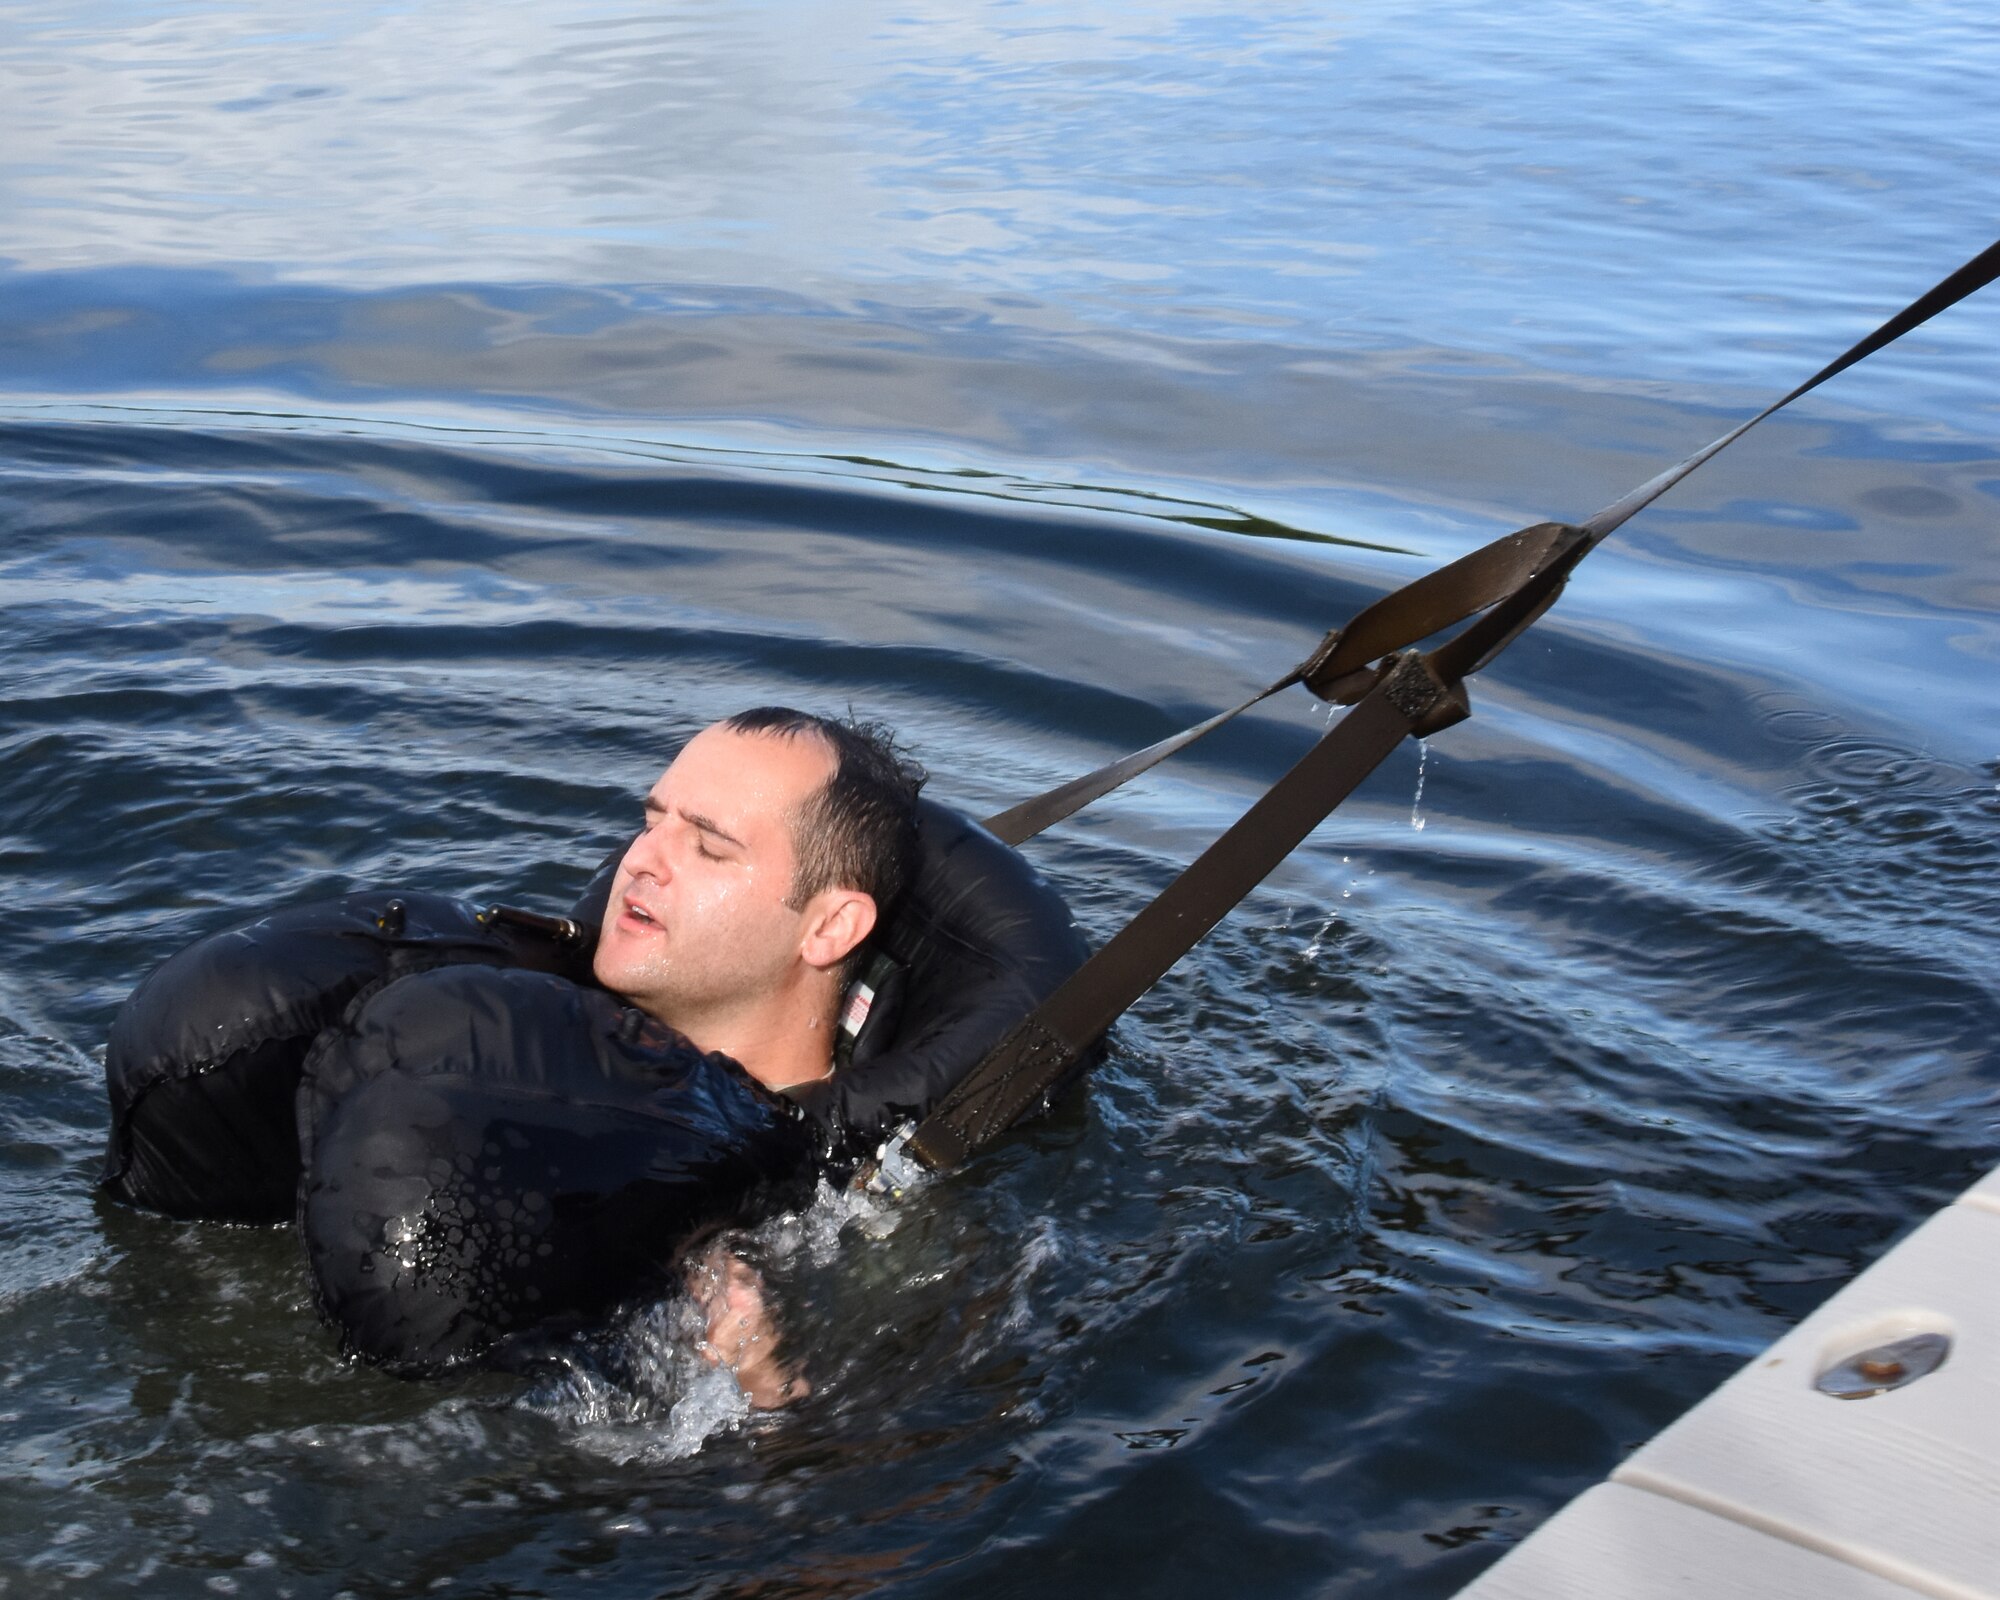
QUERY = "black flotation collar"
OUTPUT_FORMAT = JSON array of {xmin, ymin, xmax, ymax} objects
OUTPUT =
[
  {"xmin": 100, "ymin": 892, "xmax": 593, "ymax": 1222},
  {"xmin": 100, "ymin": 799, "xmax": 1092, "ymax": 1371},
  {"xmin": 298, "ymin": 965, "xmax": 818, "ymax": 1374}
]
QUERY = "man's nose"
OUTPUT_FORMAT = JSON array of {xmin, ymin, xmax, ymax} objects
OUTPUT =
[{"xmin": 624, "ymin": 822, "xmax": 673, "ymax": 881}]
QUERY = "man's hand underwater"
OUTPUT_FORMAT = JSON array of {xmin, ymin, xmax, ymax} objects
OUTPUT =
[{"xmin": 689, "ymin": 1244, "xmax": 810, "ymax": 1410}]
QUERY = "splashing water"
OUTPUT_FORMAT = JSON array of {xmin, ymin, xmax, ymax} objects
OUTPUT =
[
  {"xmin": 520, "ymin": 1299, "xmax": 752, "ymax": 1466},
  {"xmin": 514, "ymin": 1179, "xmax": 896, "ymax": 1462},
  {"xmin": 1410, "ymin": 741, "xmax": 1430, "ymax": 831},
  {"xmin": 1302, "ymin": 913, "xmax": 1338, "ymax": 961}
]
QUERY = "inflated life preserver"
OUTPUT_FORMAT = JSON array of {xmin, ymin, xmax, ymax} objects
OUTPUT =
[
  {"xmin": 297, "ymin": 964, "xmax": 817, "ymax": 1373},
  {"xmin": 99, "ymin": 799, "xmax": 1089, "ymax": 1373},
  {"xmin": 99, "ymin": 892, "xmax": 593, "ymax": 1222}
]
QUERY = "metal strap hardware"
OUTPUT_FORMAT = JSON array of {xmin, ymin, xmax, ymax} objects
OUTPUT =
[
  {"xmin": 483, "ymin": 905, "xmax": 586, "ymax": 945},
  {"xmin": 858, "ymin": 1122, "xmax": 928, "ymax": 1200}
]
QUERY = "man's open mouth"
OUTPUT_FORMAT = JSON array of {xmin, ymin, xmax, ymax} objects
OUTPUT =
[{"xmin": 622, "ymin": 897, "xmax": 660, "ymax": 928}]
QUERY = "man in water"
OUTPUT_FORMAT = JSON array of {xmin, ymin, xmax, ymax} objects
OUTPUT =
[{"xmin": 591, "ymin": 706, "xmax": 925, "ymax": 1404}]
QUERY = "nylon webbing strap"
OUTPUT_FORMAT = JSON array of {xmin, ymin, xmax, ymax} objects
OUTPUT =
[
  {"xmin": 1299, "ymin": 521, "xmax": 1587, "ymax": 701},
  {"xmin": 982, "ymin": 523, "xmax": 1589, "ymax": 847},
  {"xmin": 982, "ymin": 670, "xmax": 1301, "ymax": 847},
  {"xmin": 1582, "ymin": 236, "xmax": 2000, "ymax": 545},
  {"xmin": 918, "ymin": 234, "xmax": 2000, "ymax": 1173}
]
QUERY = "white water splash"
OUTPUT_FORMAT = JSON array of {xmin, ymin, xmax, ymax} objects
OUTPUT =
[
  {"xmin": 756, "ymin": 1176, "xmax": 895, "ymax": 1265},
  {"xmin": 518, "ymin": 1177, "xmax": 895, "ymax": 1463},
  {"xmin": 1301, "ymin": 913, "xmax": 1338, "ymax": 961},
  {"xmin": 1410, "ymin": 740, "xmax": 1430, "ymax": 831},
  {"xmin": 535, "ymin": 1301, "xmax": 754, "ymax": 1466}
]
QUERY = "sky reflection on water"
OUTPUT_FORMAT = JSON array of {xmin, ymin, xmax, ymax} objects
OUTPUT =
[{"xmin": 5, "ymin": 0, "xmax": 1998, "ymax": 415}]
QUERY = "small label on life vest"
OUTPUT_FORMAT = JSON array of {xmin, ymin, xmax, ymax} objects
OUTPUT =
[{"xmin": 840, "ymin": 982, "xmax": 875, "ymax": 1038}]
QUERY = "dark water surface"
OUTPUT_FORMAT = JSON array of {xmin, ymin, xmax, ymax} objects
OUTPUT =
[{"xmin": 3, "ymin": 1, "xmax": 1998, "ymax": 1596}]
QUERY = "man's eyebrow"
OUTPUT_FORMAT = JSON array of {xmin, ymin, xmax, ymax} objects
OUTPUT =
[
  {"xmin": 638, "ymin": 797, "xmax": 742, "ymax": 850},
  {"xmin": 679, "ymin": 808, "xmax": 745, "ymax": 850}
]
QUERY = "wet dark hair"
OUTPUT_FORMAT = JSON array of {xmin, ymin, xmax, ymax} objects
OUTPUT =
[{"xmin": 719, "ymin": 708, "xmax": 926, "ymax": 923}]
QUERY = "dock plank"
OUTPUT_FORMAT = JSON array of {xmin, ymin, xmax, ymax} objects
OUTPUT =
[
  {"xmin": 1455, "ymin": 1482, "xmax": 1928, "ymax": 1600},
  {"xmin": 1611, "ymin": 1195, "xmax": 2000, "ymax": 1600}
]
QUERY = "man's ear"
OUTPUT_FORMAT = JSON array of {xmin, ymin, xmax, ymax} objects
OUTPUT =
[{"xmin": 799, "ymin": 889, "xmax": 878, "ymax": 974}]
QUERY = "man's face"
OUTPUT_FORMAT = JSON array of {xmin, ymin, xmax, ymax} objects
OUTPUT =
[{"xmin": 592, "ymin": 723, "xmax": 835, "ymax": 1030}]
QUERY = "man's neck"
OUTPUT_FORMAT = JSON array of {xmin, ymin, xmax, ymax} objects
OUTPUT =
[{"xmin": 667, "ymin": 980, "xmax": 839, "ymax": 1092}]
